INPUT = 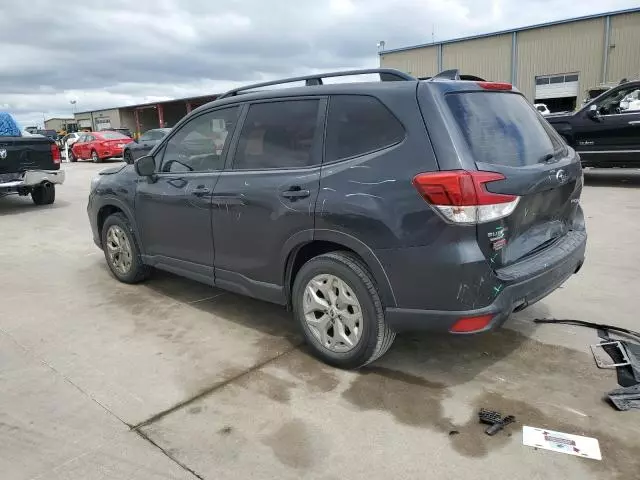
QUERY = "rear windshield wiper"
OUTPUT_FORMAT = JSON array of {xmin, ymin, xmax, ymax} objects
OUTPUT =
[{"xmin": 538, "ymin": 152, "xmax": 554, "ymax": 163}]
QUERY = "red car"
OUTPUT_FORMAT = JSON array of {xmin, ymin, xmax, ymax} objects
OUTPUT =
[{"xmin": 69, "ymin": 131, "xmax": 134, "ymax": 163}]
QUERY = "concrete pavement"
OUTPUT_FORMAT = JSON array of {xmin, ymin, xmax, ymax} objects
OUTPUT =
[{"xmin": 1, "ymin": 163, "xmax": 639, "ymax": 479}]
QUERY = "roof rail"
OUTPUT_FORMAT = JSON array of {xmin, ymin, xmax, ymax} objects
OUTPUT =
[{"xmin": 218, "ymin": 69, "xmax": 417, "ymax": 99}]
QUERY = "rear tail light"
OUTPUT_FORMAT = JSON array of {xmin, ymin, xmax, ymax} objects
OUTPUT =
[
  {"xmin": 450, "ymin": 314, "xmax": 494, "ymax": 333},
  {"xmin": 477, "ymin": 81, "xmax": 512, "ymax": 90},
  {"xmin": 412, "ymin": 170, "xmax": 519, "ymax": 224},
  {"xmin": 50, "ymin": 143, "xmax": 60, "ymax": 164}
]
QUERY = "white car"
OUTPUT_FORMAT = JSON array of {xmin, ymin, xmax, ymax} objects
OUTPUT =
[
  {"xmin": 534, "ymin": 103, "xmax": 550, "ymax": 115},
  {"xmin": 62, "ymin": 132, "xmax": 83, "ymax": 149}
]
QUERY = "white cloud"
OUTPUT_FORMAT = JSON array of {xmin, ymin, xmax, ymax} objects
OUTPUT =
[{"xmin": 0, "ymin": 0, "xmax": 637, "ymax": 126}]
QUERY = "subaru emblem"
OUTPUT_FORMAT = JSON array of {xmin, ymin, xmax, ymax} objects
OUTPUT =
[
  {"xmin": 0, "ymin": 149, "xmax": 6, "ymax": 159},
  {"xmin": 555, "ymin": 169, "xmax": 568, "ymax": 184}
]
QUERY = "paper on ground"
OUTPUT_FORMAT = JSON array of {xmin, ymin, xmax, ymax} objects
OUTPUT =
[{"xmin": 522, "ymin": 426, "xmax": 602, "ymax": 461}]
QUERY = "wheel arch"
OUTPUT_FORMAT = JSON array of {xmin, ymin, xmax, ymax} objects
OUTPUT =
[
  {"xmin": 283, "ymin": 230, "xmax": 397, "ymax": 308},
  {"xmin": 95, "ymin": 198, "xmax": 142, "ymax": 250}
]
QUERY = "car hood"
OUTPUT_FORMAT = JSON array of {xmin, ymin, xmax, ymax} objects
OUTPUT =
[{"xmin": 99, "ymin": 164, "xmax": 127, "ymax": 175}]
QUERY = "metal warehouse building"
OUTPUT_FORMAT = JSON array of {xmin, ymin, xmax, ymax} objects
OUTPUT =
[
  {"xmin": 380, "ymin": 7, "xmax": 640, "ymax": 112},
  {"xmin": 74, "ymin": 93, "xmax": 219, "ymax": 137}
]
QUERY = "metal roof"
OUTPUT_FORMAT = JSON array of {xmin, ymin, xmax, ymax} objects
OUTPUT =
[
  {"xmin": 75, "ymin": 93, "xmax": 220, "ymax": 115},
  {"xmin": 380, "ymin": 7, "xmax": 640, "ymax": 55}
]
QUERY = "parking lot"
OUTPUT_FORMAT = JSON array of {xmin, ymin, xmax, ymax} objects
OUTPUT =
[{"xmin": 1, "ymin": 163, "xmax": 639, "ymax": 479}]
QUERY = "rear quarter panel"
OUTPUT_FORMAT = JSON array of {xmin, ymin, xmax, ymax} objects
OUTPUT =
[{"xmin": 315, "ymin": 88, "xmax": 442, "ymax": 250}]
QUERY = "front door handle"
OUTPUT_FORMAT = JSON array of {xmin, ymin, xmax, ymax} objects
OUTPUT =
[
  {"xmin": 192, "ymin": 187, "xmax": 212, "ymax": 197},
  {"xmin": 628, "ymin": 121, "xmax": 640, "ymax": 126},
  {"xmin": 280, "ymin": 187, "xmax": 310, "ymax": 199}
]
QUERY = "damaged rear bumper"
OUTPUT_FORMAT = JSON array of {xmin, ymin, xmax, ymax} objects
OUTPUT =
[
  {"xmin": 385, "ymin": 230, "xmax": 587, "ymax": 333},
  {"xmin": 0, "ymin": 170, "xmax": 65, "ymax": 191}
]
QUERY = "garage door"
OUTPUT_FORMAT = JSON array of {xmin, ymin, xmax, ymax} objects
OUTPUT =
[{"xmin": 535, "ymin": 73, "xmax": 579, "ymax": 100}]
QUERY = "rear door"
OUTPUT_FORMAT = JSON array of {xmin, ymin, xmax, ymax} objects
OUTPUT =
[
  {"xmin": 445, "ymin": 90, "xmax": 583, "ymax": 268},
  {"xmin": 83, "ymin": 134, "xmax": 96, "ymax": 158},
  {"xmin": 211, "ymin": 98, "xmax": 325, "ymax": 302}
]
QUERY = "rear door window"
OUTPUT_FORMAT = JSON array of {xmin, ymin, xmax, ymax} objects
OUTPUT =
[
  {"xmin": 325, "ymin": 95, "xmax": 405, "ymax": 162},
  {"xmin": 446, "ymin": 92, "xmax": 565, "ymax": 167},
  {"xmin": 232, "ymin": 100, "xmax": 321, "ymax": 170}
]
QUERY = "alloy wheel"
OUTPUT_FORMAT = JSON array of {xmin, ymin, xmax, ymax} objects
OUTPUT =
[
  {"xmin": 105, "ymin": 225, "xmax": 133, "ymax": 276},
  {"xmin": 302, "ymin": 274, "xmax": 363, "ymax": 353}
]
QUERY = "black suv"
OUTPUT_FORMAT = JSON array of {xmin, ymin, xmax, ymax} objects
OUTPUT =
[
  {"xmin": 88, "ymin": 69, "xmax": 586, "ymax": 369},
  {"xmin": 547, "ymin": 80, "xmax": 640, "ymax": 168}
]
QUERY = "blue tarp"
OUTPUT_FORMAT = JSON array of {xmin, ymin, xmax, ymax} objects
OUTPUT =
[{"xmin": 0, "ymin": 112, "xmax": 22, "ymax": 137}]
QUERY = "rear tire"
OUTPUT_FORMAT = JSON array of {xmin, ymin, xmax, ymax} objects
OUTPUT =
[
  {"xmin": 124, "ymin": 150, "xmax": 133, "ymax": 164},
  {"xmin": 292, "ymin": 251, "xmax": 395, "ymax": 369},
  {"xmin": 31, "ymin": 183, "xmax": 55, "ymax": 205},
  {"xmin": 101, "ymin": 212, "xmax": 150, "ymax": 284},
  {"xmin": 91, "ymin": 150, "xmax": 101, "ymax": 163}
]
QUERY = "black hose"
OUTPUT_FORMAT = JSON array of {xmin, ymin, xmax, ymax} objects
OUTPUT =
[{"xmin": 534, "ymin": 318, "xmax": 640, "ymax": 341}]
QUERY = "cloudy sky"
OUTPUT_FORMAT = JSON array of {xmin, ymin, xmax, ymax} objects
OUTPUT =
[{"xmin": 1, "ymin": 0, "xmax": 637, "ymax": 126}]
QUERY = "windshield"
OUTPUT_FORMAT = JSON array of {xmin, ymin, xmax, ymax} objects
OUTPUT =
[
  {"xmin": 447, "ymin": 92, "xmax": 565, "ymax": 167},
  {"xmin": 100, "ymin": 132, "xmax": 129, "ymax": 140}
]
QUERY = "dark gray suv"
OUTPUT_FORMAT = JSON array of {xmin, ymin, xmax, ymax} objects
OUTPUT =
[{"xmin": 87, "ymin": 69, "xmax": 587, "ymax": 369}]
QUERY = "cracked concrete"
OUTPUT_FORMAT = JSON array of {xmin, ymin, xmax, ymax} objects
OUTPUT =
[{"xmin": 1, "ymin": 164, "xmax": 639, "ymax": 479}]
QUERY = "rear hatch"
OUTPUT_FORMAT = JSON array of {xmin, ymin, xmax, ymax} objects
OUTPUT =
[
  {"xmin": 444, "ymin": 89, "xmax": 583, "ymax": 269},
  {"xmin": 0, "ymin": 136, "xmax": 59, "ymax": 177}
]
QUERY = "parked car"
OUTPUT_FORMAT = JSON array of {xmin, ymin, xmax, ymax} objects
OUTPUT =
[
  {"xmin": 35, "ymin": 129, "xmax": 58, "ymax": 142},
  {"xmin": 87, "ymin": 68, "xmax": 586, "ymax": 369},
  {"xmin": 0, "ymin": 112, "xmax": 64, "ymax": 205},
  {"xmin": 61, "ymin": 132, "xmax": 83, "ymax": 150},
  {"xmin": 111, "ymin": 127, "xmax": 133, "ymax": 138},
  {"xmin": 70, "ymin": 131, "xmax": 134, "ymax": 163},
  {"xmin": 123, "ymin": 128, "xmax": 171, "ymax": 164},
  {"xmin": 547, "ymin": 79, "xmax": 640, "ymax": 168},
  {"xmin": 534, "ymin": 103, "xmax": 550, "ymax": 115}
]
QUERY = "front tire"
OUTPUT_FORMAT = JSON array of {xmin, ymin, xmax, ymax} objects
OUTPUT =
[
  {"xmin": 124, "ymin": 150, "xmax": 133, "ymax": 164},
  {"xmin": 91, "ymin": 150, "xmax": 101, "ymax": 163},
  {"xmin": 68, "ymin": 149, "xmax": 77, "ymax": 162},
  {"xmin": 31, "ymin": 183, "xmax": 55, "ymax": 205},
  {"xmin": 101, "ymin": 213, "xmax": 150, "ymax": 283},
  {"xmin": 292, "ymin": 251, "xmax": 395, "ymax": 369}
]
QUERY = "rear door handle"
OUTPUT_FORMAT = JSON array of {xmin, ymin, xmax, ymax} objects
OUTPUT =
[
  {"xmin": 280, "ymin": 187, "xmax": 310, "ymax": 199},
  {"xmin": 628, "ymin": 121, "xmax": 640, "ymax": 126}
]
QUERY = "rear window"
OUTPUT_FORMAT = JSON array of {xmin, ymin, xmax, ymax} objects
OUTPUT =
[
  {"xmin": 100, "ymin": 132, "xmax": 129, "ymax": 140},
  {"xmin": 325, "ymin": 95, "xmax": 405, "ymax": 162},
  {"xmin": 447, "ymin": 92, "xmax": 564, "ymax": 167}
]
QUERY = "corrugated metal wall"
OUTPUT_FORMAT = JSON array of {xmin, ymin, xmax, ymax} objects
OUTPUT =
[
  {"xmin": 607, "ymin": 12, "xmax": 640, "ymax": 83},
  {"xmin": 380, "ymin": 47, "xmax": 437, "ymax": 78},
  {"xmin": 516, "ymin": 18, "xmax": 605, "ymax": 100},
  {"xmin": 93, "ymin": 109, "xmax": 123, "ymax": 129},
  {"xmin": 442, "ymin": 34, "xmax": 512, "ymax": 82}
]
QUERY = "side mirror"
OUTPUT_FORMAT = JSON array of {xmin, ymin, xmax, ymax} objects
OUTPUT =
[
  {"xmin": 135, "ymin": 155, "xmax": 156, "ymax": 177},
  {"xmin": 587, "ymin": 104, "xmax": 601, "ymax": 120}
]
